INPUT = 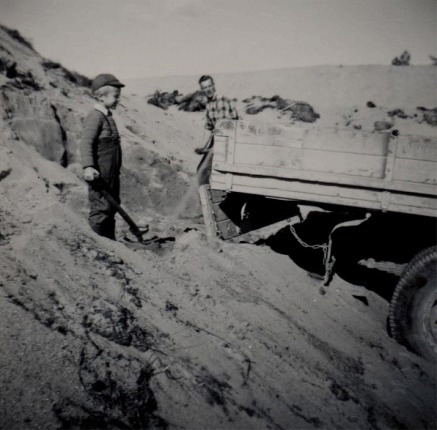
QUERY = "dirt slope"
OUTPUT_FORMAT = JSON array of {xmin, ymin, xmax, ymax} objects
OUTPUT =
[
  {"xmin": 1, "ymin": 139, "xmax": 436, "ymax": 429},
  {"xmin": 0, "ymin": 25, "xmax": 436, "ymax": 429},
  {"xmin": 129, "ymin": 64, "xmax": 437, "ymax": 138}
]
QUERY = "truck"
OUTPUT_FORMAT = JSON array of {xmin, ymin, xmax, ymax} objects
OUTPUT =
[{"xmin": 199, "ymin": 119, "xmax": 437, "ymax": 361}]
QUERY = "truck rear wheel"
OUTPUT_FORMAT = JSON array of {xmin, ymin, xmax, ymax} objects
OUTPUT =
[{"xmin": 389, "ymin": 246, "xmax": 437, "ymax": 361}]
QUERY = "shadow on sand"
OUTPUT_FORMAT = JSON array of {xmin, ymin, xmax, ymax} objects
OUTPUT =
[{"xmin": 258, "ymin": 210, "xmax": 436, "ymax": 302}]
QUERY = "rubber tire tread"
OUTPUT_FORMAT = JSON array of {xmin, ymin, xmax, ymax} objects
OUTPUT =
[{"xmin": 389, "ymin": 246, "xmax": 436, "ymax": 361}]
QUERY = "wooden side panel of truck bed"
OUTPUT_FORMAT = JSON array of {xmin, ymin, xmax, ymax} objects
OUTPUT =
[{"xmin": 210, "ymin": 120, "xmax": 437, "ymax": 217}]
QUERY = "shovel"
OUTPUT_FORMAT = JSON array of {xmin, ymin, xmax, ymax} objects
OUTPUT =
[{"xmin": 90, "ymin": 178, "xmax": 172, "ymax": 246}]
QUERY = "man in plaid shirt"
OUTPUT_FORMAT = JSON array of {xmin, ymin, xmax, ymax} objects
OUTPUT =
[{"xmin": 195, "ymin": 75, "xmax": 239, "ymax": 185}]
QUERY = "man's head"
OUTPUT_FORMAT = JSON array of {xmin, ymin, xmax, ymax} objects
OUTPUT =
[
  {"xmin": 91, "ymin": 74, "xmax": 125, "ymax": 109},
  {"xmin": 94, "ymin": 85, "xmax": 121, "ymax": 109},
  {"xmin": 199, "ymin": 75, "xmax": 215, "ymax": 100}
]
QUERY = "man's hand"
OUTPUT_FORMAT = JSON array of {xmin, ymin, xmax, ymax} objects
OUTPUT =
[
  {"xmin": 195, "ymin": 132, "xmax": 214, "ymax": 155},
  {"xmin": 194, "ymin": 147, "xmax": 208, "ymax": 155},
  {"xmin": 83, "ymin": 167, "xmax": 100, "ymax": 182}
]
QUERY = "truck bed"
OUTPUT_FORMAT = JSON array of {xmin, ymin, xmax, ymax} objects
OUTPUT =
[{"xmin": 210, "ymin": 120, "xmax": 437, "ymax": 217}]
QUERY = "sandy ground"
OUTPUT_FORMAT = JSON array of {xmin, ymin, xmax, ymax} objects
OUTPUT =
[
  {"xmin": 0, "ymin": 25, "xmax": 436, "ymax": 429},
  {"xmin": 1, "ymin": 139, "xmax": 436, "ymax": 429}
]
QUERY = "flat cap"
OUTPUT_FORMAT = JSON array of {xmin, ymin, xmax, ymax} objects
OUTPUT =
[{"xmin": 91, "ymin": 73, "xmax": 125, "ymax": 93}]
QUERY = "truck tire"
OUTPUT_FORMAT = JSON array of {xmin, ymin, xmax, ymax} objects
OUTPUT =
[{"xmin": 389, "ymin": 246, "xmax": 437, "ymax": 361}]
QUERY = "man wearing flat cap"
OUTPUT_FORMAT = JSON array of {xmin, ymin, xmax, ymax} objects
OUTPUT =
[{"xmin": 80, "ymin": 73, "xmax": 125, "ymax": 240}]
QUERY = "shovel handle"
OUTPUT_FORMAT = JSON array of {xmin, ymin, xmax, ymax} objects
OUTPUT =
[{"xmin": 90, "ymin": 178, "xmax": 144, "ymax": 242}]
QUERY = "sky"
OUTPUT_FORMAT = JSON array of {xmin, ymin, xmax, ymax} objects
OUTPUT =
[{"xmin": 1, "ymin": 0, "xmax": 436, "ymax": 80}]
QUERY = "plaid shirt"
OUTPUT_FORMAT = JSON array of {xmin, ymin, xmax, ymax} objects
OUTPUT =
[{"xmin": 205, "ymin": 95, "xmax": 239, "ymax": 131}]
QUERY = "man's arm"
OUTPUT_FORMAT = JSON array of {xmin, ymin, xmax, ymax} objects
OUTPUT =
[
  {"xmin": 81, "ymin": 110, "xmax": 102, "ymax": 181},
  {"xmin": 229, "ymin": 98, "xmax": 239, "ymax": 120},
  {"xmin": 195, "ymin": 132, "xmax": 214, "ymax": 154},
  {"xmin": 205, "ymin": 109, "xmax": 215, "ymax": 132},
  {"xmin": 195, "ymin": 108, "xmax": 215, "ymax": 154}
]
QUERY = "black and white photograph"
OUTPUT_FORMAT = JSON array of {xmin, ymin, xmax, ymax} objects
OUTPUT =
[{"xmin": 0, "ymin": 0, "xmax": 436, "ymax": 428}]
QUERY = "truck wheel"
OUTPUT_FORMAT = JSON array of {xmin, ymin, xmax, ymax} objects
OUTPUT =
[{"xmin": 389, "ymin": 246, "xmax": 437, "ymax": 361}]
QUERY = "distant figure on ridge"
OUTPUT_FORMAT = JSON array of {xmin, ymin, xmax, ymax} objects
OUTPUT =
[
  {"xmin": 195, "ymin": 75, "xmax": 239, "ymax": 185},
  {"xmin": 80, "ymin": 74, "xmax": 125, "ymax": 240}
]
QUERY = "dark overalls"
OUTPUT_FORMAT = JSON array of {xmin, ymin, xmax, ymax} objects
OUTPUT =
[{"xmin": 88, "ymin": 113, "xmax": 122, "ymax": 240}]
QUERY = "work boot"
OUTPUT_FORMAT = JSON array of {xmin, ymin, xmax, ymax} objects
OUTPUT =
[{"xmin": 90, "ymin": 218, "xmax": 116, "ymax": 240}]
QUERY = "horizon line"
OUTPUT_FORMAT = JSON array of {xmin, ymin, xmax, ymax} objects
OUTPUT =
[{"xmin": 124, "ymin": 62, "xmax": 435, "ymax": 81}]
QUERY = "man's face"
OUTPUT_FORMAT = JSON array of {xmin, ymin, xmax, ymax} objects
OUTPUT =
[
  {"xmin": 101, "ymin": 86, "xmax": 121, "ymax": 109},
  {"xmin": 200, "ymin": 79, "xmax": 215, "ymax": 100}
]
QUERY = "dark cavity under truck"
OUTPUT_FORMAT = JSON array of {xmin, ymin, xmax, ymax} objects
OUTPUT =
[{"xmin": 199, "ymin": 119, "xmax": 437, "ymax": 361}]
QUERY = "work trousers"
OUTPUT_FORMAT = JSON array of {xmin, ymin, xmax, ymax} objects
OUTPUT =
[
  {"xmin": 197, "ymin": 149, "xmax": 213, "ymax": 186},
  {"xmin": 197, "ymin": 136, "xmax": 215, "ymax": 186},
  {"xmin": 88, "ymin": 136, "xmax": 122, "ymax": 240}
]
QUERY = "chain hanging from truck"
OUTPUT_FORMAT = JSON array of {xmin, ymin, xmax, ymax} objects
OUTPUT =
[{"xmin": 288, "ymin": 213, "xmax": 372, "ymax": 286}]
